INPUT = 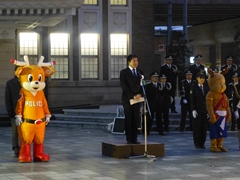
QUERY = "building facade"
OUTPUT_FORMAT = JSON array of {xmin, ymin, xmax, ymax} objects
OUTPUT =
[{"xmin": 0, "ymin": 0, "xmax": 239, "ymax": 114}]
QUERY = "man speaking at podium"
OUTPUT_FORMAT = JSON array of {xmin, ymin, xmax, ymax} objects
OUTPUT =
[{"xmin": 120, "ymin": 54, "xmax": 143, "ymax": 144}]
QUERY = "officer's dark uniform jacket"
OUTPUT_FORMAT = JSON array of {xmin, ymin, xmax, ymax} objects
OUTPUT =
[
  {"xmin": 189, "ymin": 64, "xmax": 205, "ymax": 81},
  {"xmin": 159, "ymin": 64, "xmax": 178, "ymax": 87},
  {"xmin": 190, "ymin": 83, "xmax": 209, "ymax": 113},
  {"xmin": 221, "ymin": 64, "xmax": 238, "ymax": 87},
  {"xmin": 145, "ymin": 82, "xmax": 162, "ymax": 109},
  {"xmin": 179, "ymin": 79, "xmax": 195, "ymax": 105},
  {"xmin": 160, "ymin": 82, "xmax": 172, "ymax": 105},
  {"xmin": 228, "ymin": 82, "xmax": 240, "ymax": 112},
  {"xmin": 145, "ymin": 82, "xmax": 171, "ymax": 106}
]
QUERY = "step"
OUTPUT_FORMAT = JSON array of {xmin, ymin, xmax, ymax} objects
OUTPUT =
[
  {"xmin": 62, "ymin": 109, "xmax": 117, "ymax": 117},
  {"xmin": 48, "ymin": 120, "xmax": 109, "ymax": 129},
  {"xmin": 53, "ymin": 114, "xmax": 114, "ymax": 123}
]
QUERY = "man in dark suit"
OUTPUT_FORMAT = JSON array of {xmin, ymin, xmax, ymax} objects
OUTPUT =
[
  {"xmin": 179, "ymin": 70, "xmax": 195, "ymax": 132},
  {"xmin": 190, "ymin": 72, "xmax": 209, "ymax": 149},
  {"xmin": 120, "ymin": 54, "xmax": 143, "ymax": 144},
  {"xmin": 159, "ymin": 55, "xmax": 178, "ymax": 113},
  {"xmin": 145, "ymin": 71, "xmax": 165, "ymax": 135},
  {"xmin": 189, "ymin": 54, "xmax": 206, "ymax": 81},
  {"xmin": 5, "ymin": 66, "xmax": 21, "ymax": 158}
]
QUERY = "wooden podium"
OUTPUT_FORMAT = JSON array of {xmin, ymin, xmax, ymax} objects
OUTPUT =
[{"xmin": 102, "ymin": 141, "xmax": 164, "ymax": 159}]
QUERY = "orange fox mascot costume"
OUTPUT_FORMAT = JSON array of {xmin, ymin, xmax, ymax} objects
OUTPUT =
[
  {"xmin": 206, "ymin": 69, "xmax": 231, "ymax": 152},
  {"xmin": 11, "ymin": 55, "xmax": 55, "ymax": 162}
]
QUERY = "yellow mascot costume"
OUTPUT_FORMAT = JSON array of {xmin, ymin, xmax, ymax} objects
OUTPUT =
[
  {"xmin": 11, "ymin": 55, "xmax": 55, "ymax": 162},
  {"xmin": 206, "ymin": 69, "xmax": 231, "ymax": 152}
]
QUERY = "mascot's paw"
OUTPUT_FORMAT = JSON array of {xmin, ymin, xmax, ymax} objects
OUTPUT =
[
  {"xmin": 209, "ymin": 118, "xmax": 216, "ymax": 124},
  {"xmin": 18, "ymin": 155, "xmax": 32, "ymax": 163},
  {"xmin": 226, "ymin": 117, "xmax": 231, "ymax": 123},
  {"xmin": 210, "ymin": 146, "xmax": 221, "ymax": 152},
  {"xmin": 218, "ymin": 146, "xmax": 228, "ymax": 152}
]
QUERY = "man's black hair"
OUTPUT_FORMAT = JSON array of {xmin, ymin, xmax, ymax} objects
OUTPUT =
[{"xmin": 127, "ymin": 54, "xmax": 138, "ymax": 64}]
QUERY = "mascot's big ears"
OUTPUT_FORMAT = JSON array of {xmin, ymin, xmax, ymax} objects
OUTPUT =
[
  {"xmin": 11, "ymin": 55, "xmax": 56, "ymax": 77},
  {"xmin": 208, "ymin": 68, "xmax": 214, "ymax": 78},
  {"xmin": 208, "ymin": 68, "xmax": 224, "ymax": 78}
]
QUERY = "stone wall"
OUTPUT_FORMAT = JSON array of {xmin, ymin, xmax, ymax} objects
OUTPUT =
[{"xmin": 132, "ymin": 0, "xmax": 158, "ymax": 78}]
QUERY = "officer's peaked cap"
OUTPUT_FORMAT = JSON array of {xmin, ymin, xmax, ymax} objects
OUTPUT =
[{"xmin": 150, "ymin": 71, "xmax": 159, "ymax": 77}]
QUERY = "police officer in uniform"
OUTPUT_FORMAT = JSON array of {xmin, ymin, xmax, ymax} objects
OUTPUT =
[
  {"xmin": 228, "ymin": 73, "xmax": 240, "ymax": 148},
  {"xmin": 227, "ymin": 72, "xmax": 240, "ymax": 131},
  {"xmin": 145, "ymin": 71, "xmax": 165, "ymax": 135},
  {"xmin": 221, "ymin": 56, "xmax": 238, "ymax": 95},
  {"xmin": 189, "ymin": 54, "xmax": 206, "ymax": 81},
  {"xmin": 179, "ymin": 70, "xmax": 195, "ymax": 132},
  {"xmin": 190, "ymin": 72, "xmax": 209, "ymax": 149},
  {"xmin": 159, "ymin": 55, "xmax": 178, "ymax": 113},
  {"xmin": 159, "ymin": 75, "xmax": 172, "ymax": 132}
]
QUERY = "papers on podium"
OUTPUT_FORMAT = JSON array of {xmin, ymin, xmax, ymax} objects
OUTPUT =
[{"xmin": 130, "ymin": 97, "xmax": 144, "ymax": 105}]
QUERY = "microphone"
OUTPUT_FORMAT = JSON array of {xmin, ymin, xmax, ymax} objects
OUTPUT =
[
  {"xmin": 138, "ymin": 71, "xmax": 145, "ymax": 86},
  {"xmin": 138, "ymin": 71, "xmax": 144, "ymax": 80}
]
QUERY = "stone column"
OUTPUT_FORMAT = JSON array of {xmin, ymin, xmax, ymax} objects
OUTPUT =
[
  {"xmin": 0, "ymin": 22, "xmax": 16, "ymax": 114},
  {"xmin": 215, "ymin": 43, "xmax": 221, "ymax": 68}
]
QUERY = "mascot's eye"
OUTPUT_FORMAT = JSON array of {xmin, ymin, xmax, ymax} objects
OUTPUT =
[
  {"xmin": 38, "ymin": 74, "xmax": 42, "ymax": 81},
  {"xmin": 27, "ymin": 74, "xmax": 33, "ymax": 82}
]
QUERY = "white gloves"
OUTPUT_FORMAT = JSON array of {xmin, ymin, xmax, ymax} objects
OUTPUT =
[
  {"xmin": 183, "ymin": 99, "xmax": 188, "ymax": 104},
  {"xmin": 192, "ymin": 110, "xmax": 198, "ymax": 118},
  {"xmin": 15, "ymin": 115, "xmax": 22, "ymax": 126},
  {"xmin": 234, "ymin": 111, "xmax": 239, "ymax": 119},
  {"xmin": 46, "ymin": 115, "xmax": 51, "ymax": 125}
]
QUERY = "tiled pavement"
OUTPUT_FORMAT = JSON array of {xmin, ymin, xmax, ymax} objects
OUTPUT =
[{"xmin": 0, "ymin": 125, "xmax": 240, "ymax": 180}]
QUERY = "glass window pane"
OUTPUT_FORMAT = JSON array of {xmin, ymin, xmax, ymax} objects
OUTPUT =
[
  {"xmin": 84, "ymin": 0, "xmax": 98, "ymax": 5},
  {"xmin": 110, "ymin": 34, "xmax": 127, "ymax": 79},
  {"xmin": 19, "ymin": 32, "xmax": 38, "ymax": 55},
  {"xmin": 81, "ymin": 57, "xmax": 98, "ymax": 79},
  {"xmin": 51, "ymin": 57, "xmax": 69, "ymax": 79},
  {"xmin": 81, "ymin": 33, "xmax": 98, "ymax": 56},
  {"xmin": 110, "ymin": 0, "xmax": 127, "ymax": 5},
  {"xmin": 80, "ymin": 33, "xmax": 99, "ymax": 79},
  {"xmin": 50, "ymin": 33, "xmax": 68, "ymax": 56},
  {"xmin": 50, "ymin": 33, "xmax": 69, "ymax": 79}
]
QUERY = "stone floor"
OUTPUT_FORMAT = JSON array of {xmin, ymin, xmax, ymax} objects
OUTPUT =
[{"xmin": 0, "ymin": 125, "xmax": 240, "ymax": 180}]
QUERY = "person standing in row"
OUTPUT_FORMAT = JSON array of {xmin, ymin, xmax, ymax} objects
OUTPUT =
[
  {"xmin": 159, "ymin": 55, "xmax": 178, "ymax": 113},
  {"xmin": 221, "ymin": 56, "xmax": 238, "ymax": 95},
  {"xmin": 229, "ymin": 73, "xmax": 240, "ymax": 148},
  {"xmin": 145, "ymin": 71, "xmax": 165, "ymax": 136},
  {"xmin": 189, "ymin": 54, "xmax": 206, "ymax": 81},
  {"xmin": 228, "ymin": 73, "xmax": 240, "ymax": 131},
  {"xmin": 190, "ymin": 72, "xmax": 209, "ymax": 149},
  {"xmin": 120, "ymin": 54, "xmax": 143, "ymax": 144},
  {"xmin": 179, "ymin": 70, "xmax": 195, "ymax": 132},
  {"xmin": 5, "ymin": 66, "xmax": 21, "ymax": 158},
  {"xmin": 159, "ymin": 75, "xmax": 172, "ymax": 132}
]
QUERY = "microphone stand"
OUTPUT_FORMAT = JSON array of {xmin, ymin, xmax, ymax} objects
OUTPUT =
[{"xmin": 129, "ymin": 80, "xmax": 156, "ymax": 161}]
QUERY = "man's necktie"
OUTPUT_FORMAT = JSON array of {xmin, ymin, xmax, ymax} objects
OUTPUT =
[
  {"xmin": 132, "ymin": 69, "xmax": 137, "ymax": 77},
  {"xmin": 154, "ymin": 83, "xmax": 157, "ymax": 88},
  {"xmin": 200, "ymin": 85, "xmax": 204, "ymax": 94}
]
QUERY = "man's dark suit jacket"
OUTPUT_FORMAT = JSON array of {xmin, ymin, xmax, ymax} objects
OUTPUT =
[
  {"xmin": 5, "ymin": 76, "xmax": 21, "ymax": 118},
  {"xmin": 120, "ymin": 67, "xmax": 143, "ymax": 104}
]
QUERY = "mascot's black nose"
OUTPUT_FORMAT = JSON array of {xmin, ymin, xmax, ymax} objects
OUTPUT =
[{"xmin": 35, "ymin": 82, "xmax": 39, "ymax": 84}]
